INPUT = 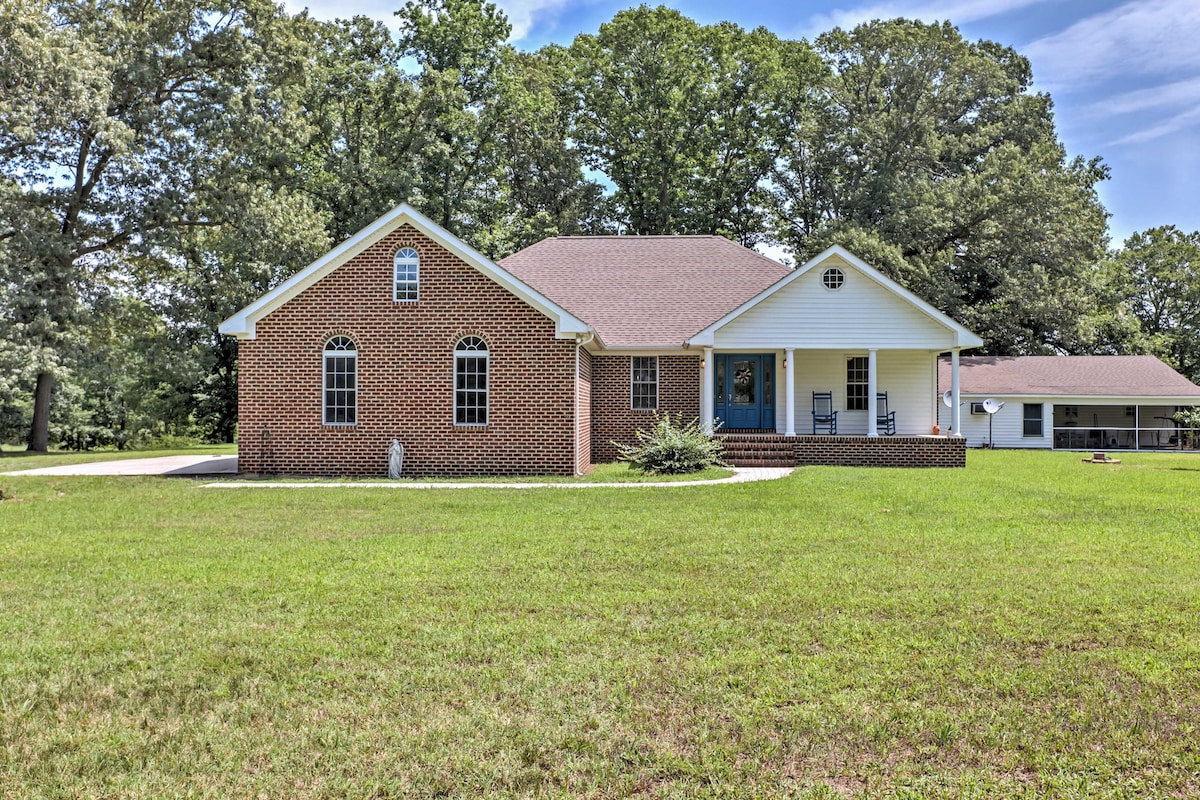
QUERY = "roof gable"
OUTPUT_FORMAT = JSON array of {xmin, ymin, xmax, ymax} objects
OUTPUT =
[
  {"xmin": 686, "ymin": 245, "xmax": 983, "ymax": 349},
  {"xmin": 219, "ymin": 203, "xmax": 591, "ymax": 340}
]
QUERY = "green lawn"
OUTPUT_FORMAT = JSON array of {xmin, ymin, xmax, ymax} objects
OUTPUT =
[
  {"xmin": 1, "ymin": 450, "xmax": 1198, "ymax": 798},
  {"xmin": 220, "ymin": 462, "xmax": 735, "ymax": 484}
]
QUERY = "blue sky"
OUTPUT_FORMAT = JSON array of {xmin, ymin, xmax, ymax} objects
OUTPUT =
[{"xmin": 283, "ymin": 0, "xmax": 1200, "ymax": 246}]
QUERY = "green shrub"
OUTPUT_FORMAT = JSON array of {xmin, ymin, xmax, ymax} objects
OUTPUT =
[{"xmin": 614, "ymin": 413, "xmax": 726, "ymax": 475}]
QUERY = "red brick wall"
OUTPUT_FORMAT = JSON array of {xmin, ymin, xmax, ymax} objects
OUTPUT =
[
  {"xmin": 793, "ymin": 435, "xmax": 966, "ymax": 467},
  {"xmin": 590, "ymin": 354, "xmax": 701, "ymax": 463},
  {"xmin": 576, "ymin": 348, "xmax": 593, "ymax": 474},
  {"xmin": 236, "ymin": 224, "xmax": 578, "ymax": 477}
]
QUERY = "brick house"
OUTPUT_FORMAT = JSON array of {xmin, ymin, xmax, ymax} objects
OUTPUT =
[{"xmin": 220, "ymin": 203, "xmax": 982, "ymax": 476}]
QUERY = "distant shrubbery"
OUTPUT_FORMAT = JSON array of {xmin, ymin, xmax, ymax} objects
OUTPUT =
[{"xmin": 614, "ymin": 414, "xmax": 726, "ymax": 475}]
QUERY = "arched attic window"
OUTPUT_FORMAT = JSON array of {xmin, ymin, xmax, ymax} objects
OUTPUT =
[{"xmin": 394, "ymin": 247, "xmax": 419, "ymax": 301}]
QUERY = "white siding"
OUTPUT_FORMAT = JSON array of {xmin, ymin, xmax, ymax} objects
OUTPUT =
[
  {"xmin": 788, "ymin": 350, "xmax": 937, "ymax": 435},
  {"xmin": 939, "ymin": 397, "xmax": 1053, "ymax": 448},
  {"xmin": 713, "ymin": 255, "xmax": 957, "ymax": 350}
]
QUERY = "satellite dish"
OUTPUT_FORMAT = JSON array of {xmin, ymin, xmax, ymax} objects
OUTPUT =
[
  {"xmin": 982, "ymin": 398, "xmax": 1003, "ymax": 415},
  {"xmin": 941, "ymin": 390, "xmax": 954, "ymax": 408}
]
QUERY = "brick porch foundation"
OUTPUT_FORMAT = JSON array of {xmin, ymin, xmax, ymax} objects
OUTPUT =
[{"xmin": 720, "ymin": 433, "xmax": 966, "ymax": 468}]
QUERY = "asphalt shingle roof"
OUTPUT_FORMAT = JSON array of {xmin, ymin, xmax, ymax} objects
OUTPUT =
[
  {"xmin": 500, "ymin": 235, "xmax": 790, "ymax": 347},
  {"xmin": 938, "ymin": 355, "xmax": 1200, "ymax": 398}
]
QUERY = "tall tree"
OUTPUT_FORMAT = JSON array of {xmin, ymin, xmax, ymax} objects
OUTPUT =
[
  {"xmin": 295, "ymin": 14, "xmax": 421, "ymax": 241},
  {"xmin": 396, "ymin": 0, "xmax": 511, "ymax": 242},
  {"xmin": 1103, "ymin": 227, "xmax": 1200, "ymax": 382},
  {"xmin": 0, "ymin": 0, "xmax": 302, "ymax": 450},
  {"xmin": 775, "ymin": 19, "xmax": 1110, "ymax": 353},
  {"xmin": 472, "ymin": 47, "xmax": 608, "ymax": 257},
  {"xmin": 567, "ymin": 5, "xmax": 822, "ymax": 243}
]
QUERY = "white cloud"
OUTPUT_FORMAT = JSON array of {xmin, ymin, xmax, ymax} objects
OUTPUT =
[
  {"xmin": 804, "ymin": 0, "xmax": 1050, "ymax": 37},
  {"xmin": 1025, "ymin": 0, "xmax": 1200, "ymax": 89},
  {"xmin": 1110, "ymin": 105, "xmax": 1200, "ymax": 146},
  {"xmin": 1095, "ymin": 75, "xmax": 1200, "ymax": 116},
  {"xmin": 495, "ymin": 0, "xmax": 576, "ymax": 41}
]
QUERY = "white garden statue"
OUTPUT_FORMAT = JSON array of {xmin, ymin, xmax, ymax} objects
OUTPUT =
[{"xmin": 388, "ymin": 439, "xmax": 404, "ymax": 479}]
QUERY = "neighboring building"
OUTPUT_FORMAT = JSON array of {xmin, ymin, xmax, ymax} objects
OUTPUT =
[
  {"xmin": 937, "ymin": 356, "xmax": 1200, "ymax": 450},
  {"xmin": 220, "ymin": 203, "xmax": 982, "ymax": 476}
]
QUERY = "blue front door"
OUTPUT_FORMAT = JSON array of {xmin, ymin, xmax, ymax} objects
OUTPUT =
[{"xmin": 714, "ymin": 354, "xmax": 775, "ymax": 430}]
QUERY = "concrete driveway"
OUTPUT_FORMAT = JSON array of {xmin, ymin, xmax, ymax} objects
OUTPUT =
[{"xmin": 2, "ymin": 454, "xmax": 239, "ymax": 477}]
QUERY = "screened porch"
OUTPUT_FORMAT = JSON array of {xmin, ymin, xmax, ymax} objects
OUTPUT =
[{"xmin": 1051, "ymin": 404, "xmax": 1197, "ymax": 450}]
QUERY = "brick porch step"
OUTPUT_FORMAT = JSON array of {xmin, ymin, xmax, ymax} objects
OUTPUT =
[{"xmin": 718, "ymin": 434, "xmax": 797, "ymax": 468}]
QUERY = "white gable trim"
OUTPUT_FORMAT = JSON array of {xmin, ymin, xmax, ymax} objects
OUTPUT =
[
  {"xmin": 685, "ymin": 245, "xmax": 983, "ymax": 349},
  {"xmin": 218, "ymin": 203, "xmax": 593, "ymax": 340}
]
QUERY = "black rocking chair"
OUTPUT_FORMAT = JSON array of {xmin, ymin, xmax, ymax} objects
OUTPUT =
[
  {"xmin": 812, "ymin": 391, "xmax": 838, "ymax": 434},
  {"xmin": 876, "ymin": 391, "xmax": 897, "ymax": 435}
]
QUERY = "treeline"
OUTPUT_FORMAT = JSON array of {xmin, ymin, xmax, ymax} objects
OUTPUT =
[{"xmin": 1, "ymin": 0, "xmax": 1197, "ymax": 450}]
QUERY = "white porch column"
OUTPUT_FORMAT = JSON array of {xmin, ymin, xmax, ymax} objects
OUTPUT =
[
  {"xmin": 867, "ymin": 348, "xmax": 878, "ymax": 437},
  {"xmin": 951, "ymin": 348, "xmax": 962, "ymax": 436},
  {"xmin": 784, "ymin": 348, "xmax": 796, "ymax": 436},
  {"xmin": 701, "ymin": 347, "xmax": 715, "ymax": 433}
]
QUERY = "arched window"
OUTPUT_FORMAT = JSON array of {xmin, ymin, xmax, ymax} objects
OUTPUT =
[
  {"xmin": 394, "ymin": 247, "xmax": 419, "ymax": 301},
  {"xmin": 324, "ymin": 336, "xmax": 357, "ymax": 425},
  {"xmin": 454, "ymin": 336, "xmax": 488, "ymax": 425}
]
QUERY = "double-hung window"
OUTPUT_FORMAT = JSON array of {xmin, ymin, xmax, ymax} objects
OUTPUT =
[
  {"xmin": 455, "ymin": 337, "xmax": 488, "ymax": 425},
  {"xmin": 394, "ymin": 247, "xmax": 419, "ymax": 301},
  {"xmin": 324, "ymin": 336, "xmax": 357, "ymax": 425},
  {"xmin": 846, "ymin": 356, "xmax": 868, "ymax": 411},
  {"xmin": 1023, "ymin": 403, "xmax": 1044, "ymax": 437},
  {"xmin": 631, "ymin": 356, "xmax": 658, "ymax": 410}
]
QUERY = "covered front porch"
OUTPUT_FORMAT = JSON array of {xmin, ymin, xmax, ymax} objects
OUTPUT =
[
  {"xmin": 697, "ymin": 347, "xmax": 967, "ymax": 439},
  {"xmin": 682, "ymin": 246, "xmax": 979, "ymax": 462},
  {"xmin": 698, "ymin": 347, "xmax": 970, "ymax": 468}
]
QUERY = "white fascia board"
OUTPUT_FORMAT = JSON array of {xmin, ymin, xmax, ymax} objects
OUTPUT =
[
  {"xmin": 960, "ymin": 393, "xmax": 1200, "ymax": 404},
  {"xmin": 218, "ymin": 202, "xmax": 592, "ymax": 340},
  {"xmin": 685, "ymin": 244, "xmax": 984, "ymax": 349},
  {"xmin": 589, "ymin": 345, "xmax": 695, "ymax": 356}
]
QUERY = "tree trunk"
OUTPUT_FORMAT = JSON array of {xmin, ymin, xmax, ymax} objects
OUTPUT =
[{"xmin": 27, "ymin": 370, "xmax": 54, "ymax": 452}]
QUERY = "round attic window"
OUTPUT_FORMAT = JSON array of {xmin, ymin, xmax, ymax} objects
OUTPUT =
[{"xmin": 822, "ymin": 267, "xmax": 845, "ymax": 290}]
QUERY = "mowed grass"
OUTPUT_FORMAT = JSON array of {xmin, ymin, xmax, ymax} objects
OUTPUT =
[
  {"xmin": 0, "ymin": 451, "xmax": 1198, "ymax": 798},
  {"xmin": 222, "ymin": 462, "xmax": 735, "ymax": 484}
]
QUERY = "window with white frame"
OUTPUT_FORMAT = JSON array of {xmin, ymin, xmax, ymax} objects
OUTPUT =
[
  {"xmin": 846, "ymin": 356, "xmax": 868, "ymax": 410},
  {"xmin": 631, "ymin": 356, "xmax": 658, "ymax": 410},
  {"xmin": 1023, "ymin": 403, "xmax": 1044, "ymax": 437},
  {"xmin": 323, "ymin": 336, "xmax": 357, "ymax": 425},
  {"xmin": 455, "ymin": 336, "xmax": 488, "ymax": 425},
  {"xmin": 394, "ymin": 247, "xmax": 419, "ymax": 301}
]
